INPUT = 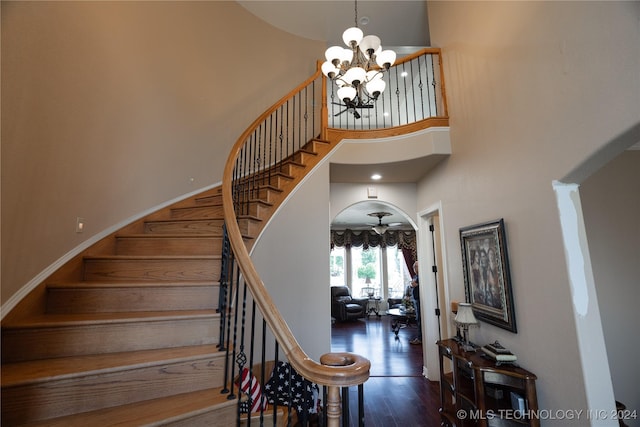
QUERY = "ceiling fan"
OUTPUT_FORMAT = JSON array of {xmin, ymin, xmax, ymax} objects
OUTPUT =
[
  {"xmin": 367, "ymin": 212, "xmax": 403, "ymax": 235},
  {"xmin": 332, "ymin": 100, "xmax": 374, "ymax": 119}
]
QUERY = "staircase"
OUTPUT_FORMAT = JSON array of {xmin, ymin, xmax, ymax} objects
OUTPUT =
[
  {"xmin": 2, "ymin": 47, "xmax": 447, "ymax": 426},
  {"xmin": 0, "ymin": 140, "xmax": 330, "ymax": 426}
]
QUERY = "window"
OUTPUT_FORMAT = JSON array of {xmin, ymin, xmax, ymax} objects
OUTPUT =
[
  {"xmin": 330, "ymin": 244, "xmax": 410, "ymax": 301},
  {"xmin": 330, "ymin": 246, "xmax": 346, "ymax": 287},
  {"xmin": 351, "ymin": 246, "xmax": 382, "ymax": 298}
]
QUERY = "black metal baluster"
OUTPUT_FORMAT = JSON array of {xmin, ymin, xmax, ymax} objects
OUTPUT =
[
  {"xmin": 358, "ymin": 384, "xmax": 365, "ymax": 427},
  {"xmin": 259, "ymin": 319, "xmax": 268, "ymax": 425},
  {"xmin": 272, "ymin": 343, "xmax": 280, "ymax": 427},
  {"xmin": 432, "ymin": 53, "xmax": 440, "ymax": 116},
  {"xmin": 342, "ymin": 386, "xmax": 349, "ymax": 426}
]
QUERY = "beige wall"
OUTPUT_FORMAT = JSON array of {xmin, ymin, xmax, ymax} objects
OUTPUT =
[
  {"xmin": 424, "ymin": 0, "xmax": 639, "ymax": 421},
  {"xmin": 581, "ymin": 150, "xmax": 640, "ymax": 424},
  {"xmin": 1, "ymin": 1, "xmax": 325, "ymax": 306}
]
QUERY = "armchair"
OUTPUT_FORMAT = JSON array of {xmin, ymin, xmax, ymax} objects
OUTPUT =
[{"xmin": 330, "ymin": 286, "xmax": 368, "ymax": 322}]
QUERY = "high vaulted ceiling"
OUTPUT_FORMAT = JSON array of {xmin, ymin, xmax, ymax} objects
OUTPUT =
[
  {"xmin": 237, "ymin": 1, "xmax": 430, "ymax": 50},
  {"xmin": 238, "ymin": 1, "xmax": 432, "ymax": 231}
]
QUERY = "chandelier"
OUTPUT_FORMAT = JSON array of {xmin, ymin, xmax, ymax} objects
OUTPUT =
[{"xmin": 321, "ymin": 0, "xmax": 396, "ymax": 118}]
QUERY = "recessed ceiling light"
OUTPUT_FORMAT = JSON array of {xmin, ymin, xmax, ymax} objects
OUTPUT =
[{"xmin": 371, "ymin": 174, "xmax": 382, "ymax": 180}]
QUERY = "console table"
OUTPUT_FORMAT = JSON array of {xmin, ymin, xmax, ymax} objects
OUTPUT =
[{"xmin": 437, "ymin": 339, "xmax": 539, "ymax": 427}]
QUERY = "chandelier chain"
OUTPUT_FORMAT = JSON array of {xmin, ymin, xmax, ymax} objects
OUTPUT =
[{"xmin": 354, "ymin": 0, "xmax": 358, "ymax": 27}]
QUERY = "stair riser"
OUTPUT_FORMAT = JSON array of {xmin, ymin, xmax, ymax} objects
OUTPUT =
[
  {"xmin": 171, "ymin": 205, "xmax": 224, "ymax": 220},
  {"xmin": 293, "ymin": 151, "xmax": 317, "ymax": 164},
  {"xmin": 115, "ymin": 237, "xmax": 222, "ymax": 256},
  {"xmin": 253, "ymin": 187, "xmax": 281, "ymax": 204},
  {"xmin": 238, "ymin": 174, "xmax": 291, "ymax": 191},
  {"xmin": 1, "ymin": 355, "xmax": 228, "ymax": 425},
  {"xmin": 46, "ymin": 285, "xmax": 220, "ymax": 313},
  {"xmin": 195, "ymin": 194, "xmax": 222, "ymax": 205},
  {"xmin": 238, "ymin": 218, "xmax": 261, "ymax": 238},
  {"xmin": 247, "ymin": 202, "xmax": 271, "ymax": 219},
  {"xmin": 2, "ymin": 317, "xmax": 219, "ymax": 363},
  {"xmin": 83, "ymin": 259, "xmax": 220, "ymax": 282},
  {"xmin": 144, "ymin": 220, "xmax": 225, "ymax": 235}
]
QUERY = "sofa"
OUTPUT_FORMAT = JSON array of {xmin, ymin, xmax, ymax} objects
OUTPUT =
[{"xmin": 330, "ymin": 286, "xmax": 368, "ymax": 322}]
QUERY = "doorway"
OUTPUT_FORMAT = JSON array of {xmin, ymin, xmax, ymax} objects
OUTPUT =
[{"xmin": 417, "ymin": 206, "xmax": 449, "ymax": 381}]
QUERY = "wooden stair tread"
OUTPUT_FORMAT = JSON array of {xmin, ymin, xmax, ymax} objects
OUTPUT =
[
  {"xmin": 46, "ymin": 280, "xmax": 220, "ymax": 289},
  {"xmin": 146, "ymin": 218, "xmax": 224, "ymax": 223},
  {"xmin": 247, "ymin": 198, "xmax": 273, "ymax": 206},
  {"xmin": 115, "ymin": 233, "xmax": 221, "ymax": 238},
  {"xmin": 236, "ymin": 214, "xmax": 262, "ymax": 221},
  {"xmin": 18, "ymin": 387, "xmax": 236, "ymax": 427},
  {"xmin": 1, "ymin": 345, "xmax": 224, "ymax": 387},
  {"xmin": 3, "ymin": 310, "xmax": 219, "ymax": 328},
  {"xmin": 173, "ymin": 200, "xmax": 223, "ymax": 207},
  {"xmin": 83, "ymin": 255, "xmax": 222, "ymax": 260}
]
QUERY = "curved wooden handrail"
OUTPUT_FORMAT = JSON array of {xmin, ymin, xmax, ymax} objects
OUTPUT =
[
  {"xmin": 221, "ymin": 46, "xmax": 448, "ymax": 393},
  {"xmin": 221, "ymin": 70, "xmax": 371, "ymax": 388}
]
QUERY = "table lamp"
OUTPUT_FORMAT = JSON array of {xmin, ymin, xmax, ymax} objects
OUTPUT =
[{"xmin": 455, "ymin": 303, "xmax": 478, "ymax": 351}]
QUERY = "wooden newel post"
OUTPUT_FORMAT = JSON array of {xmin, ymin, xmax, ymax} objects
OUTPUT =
[{"xmin": 325, "ymin": 386, "xmax": 342, "ymax": 427}]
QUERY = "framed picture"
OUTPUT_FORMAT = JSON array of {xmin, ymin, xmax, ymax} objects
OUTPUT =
[{"xmin": 460, "ymin": 219, "xmax": 517, "ymax": 333}]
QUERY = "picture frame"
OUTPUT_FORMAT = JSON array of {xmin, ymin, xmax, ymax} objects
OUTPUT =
[{"xmin": 460, "ymin": 219, "xmax": 517, "ymax": 333}]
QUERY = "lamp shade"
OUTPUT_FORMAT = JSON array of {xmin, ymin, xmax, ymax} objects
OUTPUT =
[
  {"xmin": 365, "ymin": 79, "xmax": 385, "ymax": 97},
  {"xmin": 372, "ymin": 225, "xmax": 388, "ymax": 235},
  {"xmin": 455, "ymin": 303, "xmax": 478, "ymax": 325},
  {"xmin": 342, "ymin": 27, "xmax": 364, "ymax": 46},
  {"xmin": 343, "ymin": 67, "xmax": 366, "ymax": 86},
  {"xmin": 325, "ymin": 46, "xmax": 344, "ymax": 65},
  {"xmin": 376, "ymin": 49, "xmax": 397, "ymax": 69},
  {"xmin": 321, "ymin": 61, "xmax": 340, "ymax": 78},
  {"xmin": 359, "ymin": 35, "xmax": 381, "ymax": 57},
  {"xmin": 337, "ymin": 86, "xmax": 357, "ymax": 102}
]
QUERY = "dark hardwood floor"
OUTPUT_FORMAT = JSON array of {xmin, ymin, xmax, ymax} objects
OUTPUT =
[{"xmin": 331, "ymin": 315, "xmax": 442, "ymax": 426}]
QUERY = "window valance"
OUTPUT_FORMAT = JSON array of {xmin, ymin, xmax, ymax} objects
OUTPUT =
[{"xmin": 330, "ymin": 229, "xmax": 416, "ymax": 252}]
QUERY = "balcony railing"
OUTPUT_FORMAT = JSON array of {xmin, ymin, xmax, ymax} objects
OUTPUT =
[
  {"xmin": 327, "ymin": 48, "xmax": 447, "ymax": 130},
  {"xmin": 220, "ymin": 48, "xmax": 447, "ymax": 426}
]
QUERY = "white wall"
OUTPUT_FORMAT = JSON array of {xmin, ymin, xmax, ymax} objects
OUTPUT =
[
  {"xmin": 251, "ymin": 163, "xmax": 333, "ymax": 362},
  {"xmin": 330, "ymin": 182, "xmax": 418, "ymax": 227},
  {"xmin": 581, "ymin": 150, "xmax": 640, "ymax": 426},
  {"xmin": 425, "ymin": 1, "xmax": 640, "ymax": 422}
]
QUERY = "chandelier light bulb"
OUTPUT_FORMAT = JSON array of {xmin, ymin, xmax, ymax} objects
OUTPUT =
[
  {"xmin": 342, "ymin": 27, "xmax": 364, "ymax": 47},
  {"xmin": 365, "ymin": 79, "xmax": 385, "ymax": 98},
  {"xmin": 343, "ymin": 67, "xmax": 366, "ymax": 86},
  {"xmin": 321, "ymin": 61, "xmax": 339, "ymax": 79},
  {"xmin": 337, "ymin": 86, "xmax": 357, "ymax": 102},
  {"xmin": 376, "ymin": 50, "xmax": 397, "ymax": 69},
  {"xmin": 325, "ymin": 46, "xmax": 345, "ymax": 65},
  {"xmin": 359, "ymin": 35, "xmax": 381, "ymax": 58}
]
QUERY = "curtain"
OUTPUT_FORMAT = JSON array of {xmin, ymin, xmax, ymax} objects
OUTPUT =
[
  {"xmin": 330, "ymin": 229, "xmax": 417, "ymax": 261},
  {"xmin": 402, "ymin": 247, "xmax": 416, "ymax": 277}
]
